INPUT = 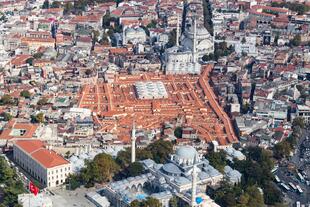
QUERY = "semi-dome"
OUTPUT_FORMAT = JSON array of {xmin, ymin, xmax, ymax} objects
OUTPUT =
[
  {"xmin": 175, "ymin": 146, "xmax": 197, "ymax": 160},
  {"xmin": 162, "ymin": 163, "xmax": 182, "ymax": 175}
]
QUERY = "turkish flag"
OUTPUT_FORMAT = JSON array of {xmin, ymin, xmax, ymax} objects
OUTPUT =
[{"xmin": 29, "ymin": 181, "xmax": 39, "ymax": 196}]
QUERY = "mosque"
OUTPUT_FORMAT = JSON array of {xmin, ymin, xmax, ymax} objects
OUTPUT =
[
  {"xmin": 164, "ymin": 1, "xmax": 214, "ymax": 75},
  {"xmin": 100, "ymin": 125, "xmax": 226, "ymax": 207}
]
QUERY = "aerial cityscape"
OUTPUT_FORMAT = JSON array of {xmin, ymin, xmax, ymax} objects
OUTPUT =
[{"xmin": 0, "ymin": 0, "xmax": 310, "ymax": 206}]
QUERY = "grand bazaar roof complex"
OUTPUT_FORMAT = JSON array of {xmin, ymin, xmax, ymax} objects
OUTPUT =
[{"xmin": 78, "ymin": 65, "xmax": 238, "ymax": 145}]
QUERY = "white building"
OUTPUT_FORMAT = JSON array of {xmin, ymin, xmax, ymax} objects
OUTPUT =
[
  {"xmin": 63, "ymin": 107, "xmax": 92, "ymax": 120},
  {"xmin": 296, "ymin": 105, "xmax": 310, "ymax": 124},
  {"xmin": 86, "ymin": 192, "xmax": 110, "ymax": 207},
  {"xmin": 135, "ymin": 81, "xmax": 168, "ymax": 99},
  {"xmin": 101, "ymin": 145, "xmax": 222, "ymax": 207},
  {"xmin": 13, "ymin": 140, "xmax": 71, "ymax": 188},
  {"xmin": 181, "ymin": 18, "xmax": 214, "ymax": 58},
  {"xmin": 123, "ymin": 27, "xmax": 146, "ymax": 45},
  {"xmin": 234, "ymin": 35, "xmax": 258, "ymax": 56},
  {"xmin": 165, "ymin": 18, "xmax": 203, "ymax": 75}
]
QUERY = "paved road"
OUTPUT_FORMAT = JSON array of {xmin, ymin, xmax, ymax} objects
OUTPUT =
[{"xmin": 275, "ymin": 129, "xmax": 310, "ymax": 206}]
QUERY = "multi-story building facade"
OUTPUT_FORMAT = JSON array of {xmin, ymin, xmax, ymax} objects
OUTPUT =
[{"xmin": 13, "ymin": 140, "xmax": 71, "ymax": 188}]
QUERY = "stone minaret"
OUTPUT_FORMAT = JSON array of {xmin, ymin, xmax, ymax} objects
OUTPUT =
[
  {"xmin": 192, "ymin": 17, "xmax": 197, "ymax": 64},
  {"xmin": 191, "ymin": 156, "xmax": 198, "ymax": 207},
  {"xmin": 176, "ymin": 14, "xmax": 180, "ymax": 47},
  {"xmin": 131, "ymin": 122, "xmax": 136, "ymax": 163}
]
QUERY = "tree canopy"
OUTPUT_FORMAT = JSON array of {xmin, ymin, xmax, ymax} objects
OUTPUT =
[
  {"xmin": 0, "ymin": 94, "xmax": 16, "ymax": 105},
  {"xmin": 130, "ymin": 197, "xmax": 162, "ymax": 207},
  {"xmin": 228, "ymin": 147, "xmax": 283, "ymax": 206},
  {"xmin": 271, "ymin": 2, "xmax": 310, "ymax": 15},
  {"xmin": 20, "ymin": 90, "xmax": 31, "ymax": 99},
  {"xmin": 205, "ymin": 150, "xmax": 227, "ymax": 173},
  {"xmin": 31, "ymin": 113, "xmax": 45, "ymax": 123},
  {"xmin": 0, "ymin": 157, "xmax": 26, "ymax": 206},
  {"xmin": 68, "ymin": 153, "xmax": 120, "ymax": 189}
]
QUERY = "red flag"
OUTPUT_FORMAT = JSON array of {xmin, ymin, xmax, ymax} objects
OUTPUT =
[{"xmin": 29, "ymin": 181, "xmax": 39, "ymax": 196}]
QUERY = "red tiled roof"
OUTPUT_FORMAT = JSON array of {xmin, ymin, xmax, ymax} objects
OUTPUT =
[
  {"xmin": 0, "ymin": 120, "xmax": 39, "ymax": 140},
  {"xmin": 15, "ymin": 140, "xmax": 44, "ymax": 154},
  {"xmin": 32, "ymin": 149, "xmax": 69, "ymax": 168},
  {"xmin": 15, "ymin": 140, "xmax": 69, "ymax": 168}
]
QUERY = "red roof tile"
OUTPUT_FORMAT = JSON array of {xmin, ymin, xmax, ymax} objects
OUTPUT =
[{"xmin": 15, "ymin": 140, "xmax": 69, "ymax": 168}]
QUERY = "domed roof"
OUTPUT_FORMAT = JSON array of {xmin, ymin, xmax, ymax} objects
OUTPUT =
[
  {"xmin": 186, "ymin": 24, "xmax": 211, "ymax": 37},
  {"xmin": 162, "ymin": 163, "xmax": 182, "ymax": 175},
  {"xmin": 175, "ymin": 146, "xmax": 197, "ymax": 160},
  {"xmin": 175, "ymin": 177, "xmax": 190, "ymax": 185}
]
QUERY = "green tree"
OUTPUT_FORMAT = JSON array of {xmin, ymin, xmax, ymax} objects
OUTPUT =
[
  {"xmin": 140, "ymin": 26, "xmax": 150, "ymax": 37},
  {"xmin": 67, "ymin": 174, "xmax": 82, "ymax": 190},
  {"xmin": 166, "ymin": 29, "xmax": 176, "ymax": 48},
  {"xmin": 205, "ymin": 150, "xmax": 227, "ymax": 173},
  {"xmin": 0, "ymin": 112, "xmax": 12, "ymax": 121},
  {"xmin": 31, "ymin": 113, "xmax": 45, "ymax": 123},
  {"xmin": 0, "ymin": 94, "xmax": 14, "ymax": 105},
  {"xmin": 65, "ymin": 151, "xmax": 71, "ymax": 159},
  {"xmin": 42, "ymin": 0, "xmax": 49, "ymax": 9},
  {"xmin": 169, "ymin": 196, "xmax": 178, "ymax": 207},
  {"xmin": 273, "ymin": 141, "xmax": 291, "ymax": 159},
  {"xmin": 145, "ymin": 139, "xmax": 173, "ymax": 163},
  {"xmin": 263, "ymin": 181, "xmax": 282, "ymax": 205},
  {"xmin": 0, "ymin": 157, "xmax": 25, "ymax": 206},
  {"xmin": 33, "ymin": 52, "xmax": 43, "ymax": 59},
  {"xmin": 37, "ymin": 97, "xmax": 48, "ymax": 106},
  {"xmin": 241, "ymin": 37, "xmax": 246, "ymax": 44},
  {"xmin": 245, "ymin": 185, "xmax": 264, "ymax": 207},
  {"xmin": 202, "ymin": 0, "xmax": 213, "ymax": 35},
  {"xmin": 126, "ymin": 162, "xmax": 144, "ymax": 177},
  {"xmin": 147, "ymin": 20, "xmax": 157, "ymax": 28},
  {"xmin": 91, "ymin": 153, "xmax": 120, "ymax": 183},
  {"xmin": 26, "ymin": 58, "xmax": 34, "ymax": 66},
  {"xmin": 116, "ymin": 148, "xmax": 131, "ymax": 168},
  {"xmin": 289, "ymin": 35, "xmax": 301, "ymax": 47},
  {"xmin": 174, "ymin": 127, "xmax": 182, "ymax": 138},
  {"xmin": 20, "ymin": 90, "xmax": 31, "ymax": 99},
  {"xmin": 50, "ymin": 1, "xmax": 61, "ymax": 8},
  {"xmin": 131, "ymin": 197, "xmax": 162, "ymax": 207},
  {"xmin": 292, "ymin": 117, "xmax": 305, "ymax": 129},
  {"xmin": 63, "ymin": 2, "xmax": 73, "ymax": 15},
  {"xmin": 91, "ymin": 30, "xmax": 100, "ymax": 44}
]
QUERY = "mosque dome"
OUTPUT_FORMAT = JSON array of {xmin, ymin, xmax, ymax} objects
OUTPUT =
[
  {"xmin": 162, "ymin": 163, "xmax": 182, "ymax": 176},
  {"xmin": 175, "ymin": 146, "xmax": 198, "ymax": 160}
]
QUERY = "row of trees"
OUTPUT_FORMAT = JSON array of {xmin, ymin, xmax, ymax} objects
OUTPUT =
[
  {"xmin": 205, "ymin": 150, "xmax": 227, "ymax": 173},
  {"xmin": 202, "ymin": 42, "xmax": 234, "ymax": 62},
  {"xmin": 202, "ymin": 0, "xmax": 214, "ymax": 35},
  {"xmin": 212, "ymin": 182, "xmax": 264, "ymax": 207},
  {"xmin": 273, "ymin": 117, "xmax": 304, "ymax": 160},
  {"xmin": 0, "ymin": 90, "xmax": 31, "ymax": 106},
  {"xmin": 53, "ymin": 0, "xmax": 123, "ymax": 14},
  {"xmin": 233, "ymin": 147, "xmax": 283, "ymax": 205},
  {"xmin": 271, "ymin": 2, "xmax": 310, "ymax": 15},
  {"xmin": 209, "ymin": 146, "xmax": 284, "ymax": 206},
  {"xmin": 0, "ymin": 157, "xmax": 25, "ymax": 207},
  {"xmin": 130, "ymin": 197, "xmax": 162, "ymax": 207},
  {"xmin": 67, "ymin": 139, "xmax": 173, "ymax": 190}
]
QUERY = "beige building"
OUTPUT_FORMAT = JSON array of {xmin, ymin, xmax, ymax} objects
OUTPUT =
[{"xmin": 13, "ymin": 140, "xmax": 71, "ymax": 188}]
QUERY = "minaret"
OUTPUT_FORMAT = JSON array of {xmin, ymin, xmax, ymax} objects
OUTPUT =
[
  {"xmin": 176, "ymin": 14, "xmax": 180, "ymax": 47},
  {"xmin": 191, "ymin": 156, "xmax": 198, "ymax": 207},
  {"xmin": 192, "ymin": 17, "xmax": 197, "ymax": 63},
  {"xmin": 131, "ymin": 122, "xmax": 136, "ymax": 163}
]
